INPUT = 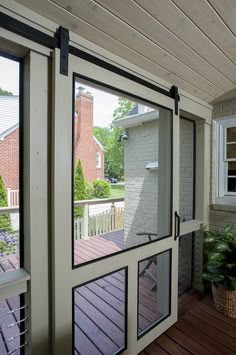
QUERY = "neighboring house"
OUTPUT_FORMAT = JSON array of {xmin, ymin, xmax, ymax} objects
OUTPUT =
[
  {"xmin": 0, "ymin": 96, "xmax": 19, "ymax": 191},
  {"xmin": 0, "ymin": 91, "xmax": 104, "ymax": 201},
  {"xmin": 74, "ymin": 88, "xmax": 104, "ymax": 182}
]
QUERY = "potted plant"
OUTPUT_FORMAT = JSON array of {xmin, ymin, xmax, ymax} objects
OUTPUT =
[{"xmin": 202, "ymin": 225, "xmax": 236, "ymax": 318}]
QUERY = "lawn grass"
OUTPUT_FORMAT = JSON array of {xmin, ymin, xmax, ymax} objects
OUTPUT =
[{"xmin": 110, "ymin": 184, "xmax": 124, "ymax": 198}]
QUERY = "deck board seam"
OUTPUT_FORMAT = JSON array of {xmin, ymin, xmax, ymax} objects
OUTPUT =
[
  {"xmin": 74, "ymin": 323, "xmax": 103, "ymax": 355},
  {"xmin": 74, "ymin": 303, "xmax": 122, "ymax": 350},
  {"xmin": 182, "ymin": 312, "xmax": 236, "ymax": 352},
  {"xmin": 75, "ymin": 290, "xmax": 125, "ymax": 333},
  {"xmin": 188, "ymin": 308, "xmax": 236, "ymax": 340}
]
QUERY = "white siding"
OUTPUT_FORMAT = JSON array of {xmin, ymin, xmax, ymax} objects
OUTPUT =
[{"xmin": 124, "ymin": 120, "xmax": 159, "ymax": 247}]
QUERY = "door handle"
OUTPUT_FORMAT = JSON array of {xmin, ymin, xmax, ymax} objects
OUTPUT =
[{"xmin": 174, "ymin": 211, "xmax": 180, "ymax": 240}]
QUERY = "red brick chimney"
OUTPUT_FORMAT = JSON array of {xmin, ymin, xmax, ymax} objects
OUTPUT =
[{"xmin": 74, "ymin": 88, "xmax": 99, "ymax": 182}]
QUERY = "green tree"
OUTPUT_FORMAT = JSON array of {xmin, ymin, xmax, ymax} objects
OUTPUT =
[
  {"xmin": 112, "ymin": 98, "xmax": 135, "ymax": 121},
  {"xmin": 106, "ymin": 98, "xmax": 135, "ymax": 179},
  {"xmin": 0, "ymin": 87, "xmax": 13, "ymax": 96},
  {"xmin": 0, "ymin": 176, "xmax": 12, "ymax": 231},
  {"xmin": 93, "ymin": 126, "xmax": 112, "ymax": 148},
  {"xmin": 74, "ymin": 160, "xmax": 88, "ymax": 219}
]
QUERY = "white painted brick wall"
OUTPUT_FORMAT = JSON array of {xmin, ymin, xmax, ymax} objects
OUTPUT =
[
  {"xmin": 179, "ymin": 119, "xmax": 194, "ymax": 222},
  {"xmin": 124, "ymin": 120, "xmax": 159, "ymax": 247},
  {"xmin": 123, "ymin": 118, "xmax": 194, "ymax": 248},
  {"xmin": 179, "ymin": 119, "xmax": 194, "ymax": 294}
]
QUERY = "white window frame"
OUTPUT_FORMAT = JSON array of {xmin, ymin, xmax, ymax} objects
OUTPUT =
[
  {"xmin": 96, "ymin": 152, "xmax": 102, "ymax": 168},
  {"xmin": 217, "ymin": 116, "xmax": 236, "ymax": 201}
]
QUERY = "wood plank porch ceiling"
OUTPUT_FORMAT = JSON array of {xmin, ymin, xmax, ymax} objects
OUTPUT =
[{"xmin": 15, "ymin": 0, "xmax": 236, "ymax": 103}]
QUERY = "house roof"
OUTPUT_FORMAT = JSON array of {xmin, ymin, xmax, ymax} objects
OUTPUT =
[
  {"xmin": 114, "ymin": 110, "xmax": 159, "ymax": 129},
  {"xmin": 0, "ymin": 96, "xmax": 19, "ymax": 139},
  {"xmin": 93, "ymin": 135, "xmax": 105, "ymax": 151}
]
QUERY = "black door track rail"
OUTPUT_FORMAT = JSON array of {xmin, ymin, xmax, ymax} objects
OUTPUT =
[{"xmin": 0, "ymin": 11, "xmax": 179, "ymax": 111}]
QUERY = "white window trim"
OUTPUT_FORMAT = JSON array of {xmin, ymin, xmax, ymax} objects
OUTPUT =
[
  {"xmin": 96, "ymin": 152, "xmax": 102, "ymax": 169},
  {"xmin": 216, "ymin": 116, "xmax": 236, "ymax": 204}
]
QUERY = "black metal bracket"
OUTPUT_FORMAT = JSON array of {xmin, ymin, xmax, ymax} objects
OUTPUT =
[
  {"xmin": 0, "ymin": 11, "xmax": 182, "ymax": 102},
  {"xmin": 0, "ymin": 11, "xmax": 57, "ymax": 49},
  {"xmin": 56, "ymin": 26, "xmax": 69, "ymax": 76},
  {"xmin": 170, "ymin": 85, "xmax": 180, "ymax": 115},
  {"xmin": 174, "ymin": 211, "xmax": 180, "ymax": 240}
]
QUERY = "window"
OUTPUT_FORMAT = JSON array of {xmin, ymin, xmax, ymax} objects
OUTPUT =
[
  {"xmin": 96, "ymin": 152, "xmax": 101, "ymax": 169},
  {"xmin": 217, "ymin": 117, "xmax": 236, "ymax": 198}
]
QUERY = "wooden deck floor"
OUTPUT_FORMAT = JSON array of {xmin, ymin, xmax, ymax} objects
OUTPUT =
[
  {"xmin": 0, "ymin": 255, "xmax": 21, "ymax": 355},
  {"xmin": 74, "ymin": 230, "xmax": 124, "ymax": 265},
  {"xmin": 141, "ymin": 291, "xmax": 236, "ymax": 355}
]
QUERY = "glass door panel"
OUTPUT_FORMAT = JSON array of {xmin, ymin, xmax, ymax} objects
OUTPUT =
[
  {"xmin": 72, "ymin": 77, "xmax": 172, "ymax": 267},
  {"xmin": 52, "ymin": 49, "xmax": 179, "ymax": 355}
]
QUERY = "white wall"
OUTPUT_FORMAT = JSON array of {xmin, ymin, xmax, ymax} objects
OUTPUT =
[
  {"xmin": 179, "ymin": 119, "xmax": 194, "ymax": 222},
  {"xmin": 179, "ymin": 118, "xmax": 194, "ymax": 295},
  {"xmin": 124, "ymin": 120, "xmax": 159, "ymax": 247}
]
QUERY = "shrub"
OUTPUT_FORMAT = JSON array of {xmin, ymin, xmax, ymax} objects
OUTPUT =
[
  {"xmin": 0, "ymin": 175, "xmax": 12, "ymax": 231},
  {"xmin": 93, "ymin": 180, "xmax": 111, "ymax": 199},
  {"xmin": 85, "ymin": 180, "xmax": 93, "ymax": 200},
  {"xmin": 74, "ymin": 160, "xmax": 88, "ymax": 218}
]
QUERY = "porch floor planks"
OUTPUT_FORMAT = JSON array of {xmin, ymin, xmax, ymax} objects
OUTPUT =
[
  {"xmin": 155, "ymin": 333, "xmax": 191, "ymax": 355},
  {"xmin": 141, "ymin": 292, "xmax": 236, "ymax": 355},
  {"xmin": 174, "ymin": 318, "xmax": 233, "ymax": 355},
  {"xmin": 74, "ymin": 229, "xmax": 124, "ymax": 265},
  {"xmin": 74, "ymin": 306, "xmax": 120, "ymax": 355},
  {"xmin": 0, "ymin": 256, "xmax": 21, "ymax": 355}
]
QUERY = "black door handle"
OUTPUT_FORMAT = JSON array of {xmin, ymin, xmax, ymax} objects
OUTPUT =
[{"xmin": 174, "ymin": 211, "xmax": 180, "ymax": 240}]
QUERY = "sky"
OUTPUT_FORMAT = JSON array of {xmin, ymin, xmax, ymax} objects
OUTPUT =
[
  {"xmin": 75, "ymin": 80, "xmax": 120, "ymax": 127},
  {"xmin": 0, "ymin": 56, "xmax": 19, "ymax": 95},
  {"xmin": 0, "ymin": 55, "xmax": 119, "ymax": 127},
  {"xmin": 0, "ymin": 55, "xmax": 141, "ymax": 128}
]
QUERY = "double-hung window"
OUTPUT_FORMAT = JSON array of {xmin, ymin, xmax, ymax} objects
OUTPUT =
[{"xmin": 218, "ymin": 117, "xmax": 236, "ymax": 198}]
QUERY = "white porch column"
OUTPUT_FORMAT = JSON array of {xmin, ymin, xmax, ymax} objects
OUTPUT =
[
  {"xmin": 193, "ymin": 120, "xmax": 211, "ymax": 290},
  {"xmin": 23, "ymin": 51, "xmax": 50, "ymax": 355}
]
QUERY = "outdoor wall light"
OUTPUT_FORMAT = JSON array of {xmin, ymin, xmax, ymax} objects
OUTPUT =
[{"xmin": 118, "ymin": 129, "xmax": 129, "ymax": 142}]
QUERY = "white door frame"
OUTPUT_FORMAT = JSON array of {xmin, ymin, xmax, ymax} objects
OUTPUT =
[
  {"xmin": 52, "ymin": 48, "xmax": 179, "ymax": 355},
  {"xmin": 0, "ymin": 31, "xmax": 51, "ymax": 354}
]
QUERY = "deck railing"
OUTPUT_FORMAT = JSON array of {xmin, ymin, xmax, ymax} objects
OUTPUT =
[
  {"xmin": 74, "ymin": 197, "xmax": 124, "ymax": 240},
  {"xmin": 0, "ymin": 197, "xmax": 125, "ymax": 241},
  {"xmin": 7, "ymin": 188, "xmax": 20, "ymax": 207}
]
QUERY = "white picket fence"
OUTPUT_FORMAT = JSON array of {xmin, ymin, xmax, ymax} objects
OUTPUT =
[
  {"xmin": 7, "ymin": 189, "xmax": 20, "ymax": 207},
  {"xmin": 2, "ymin": 195, "xmax": 125, "ymax": 241},
  {"xmin": 74, "ymin": 198, "xmax": 124, "ymax": 240}
]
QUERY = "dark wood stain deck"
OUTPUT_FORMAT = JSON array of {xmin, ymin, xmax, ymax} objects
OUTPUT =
[
  {"xmin": 1, "ymin": 231, "xmax": 236, "ymax": 354},
  {"xmin": 142, "ymin": 291, "xmax": 236, "ymax": 355},
  {"xmin": 74, "ymin": 230, "xmax": 124, "ymax": 265}
]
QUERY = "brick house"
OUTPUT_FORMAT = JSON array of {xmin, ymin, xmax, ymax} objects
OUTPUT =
[
  {"xmin": 74, "ymin": 88, "xmax": 104, "ymax": 182},
  {"xmin": 0, "ymin": 96, "xmax": 19, "ymax": 191},
  {"xmin": 0, "ymin": 92, "xmax": 104, "ymax": 200}
]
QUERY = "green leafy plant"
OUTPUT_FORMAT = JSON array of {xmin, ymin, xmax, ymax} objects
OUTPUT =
[
  {"xmin": 92, "ymin": 180, "xmax": 111, "ymax": 199},
  {"xmin": 202, "ymin": 225, "xmax": 236, "ymax": 290},
  {"xmin": 0, "ymin": 231, "xmax": 17, "ymax": 256},
  {"xmin": 74, "ymin": 160, "xmax": 88, "ymax": 219},
  {"xmin": 0, "ymin": 175, "xmax": 12, "ymax": 232},
  {"xmin": 85, "ymin": 180, "xmax": 93, "ymax": 200}
]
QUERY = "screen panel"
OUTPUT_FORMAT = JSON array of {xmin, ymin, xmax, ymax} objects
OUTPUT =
[
  {"xmin": 72, "ymin": 76, "xmax": 172, "ymax": 267},
  {"xmin": 73, "ymin": 268, "xmax": 127, "ymax": 354},
  {"xmin": 0, "ymin": 55, "xmax": 21, "ymax": 272},
  {"xmin": 138, "ymin": 250, "xmax": 171, "ymax": 338}
]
